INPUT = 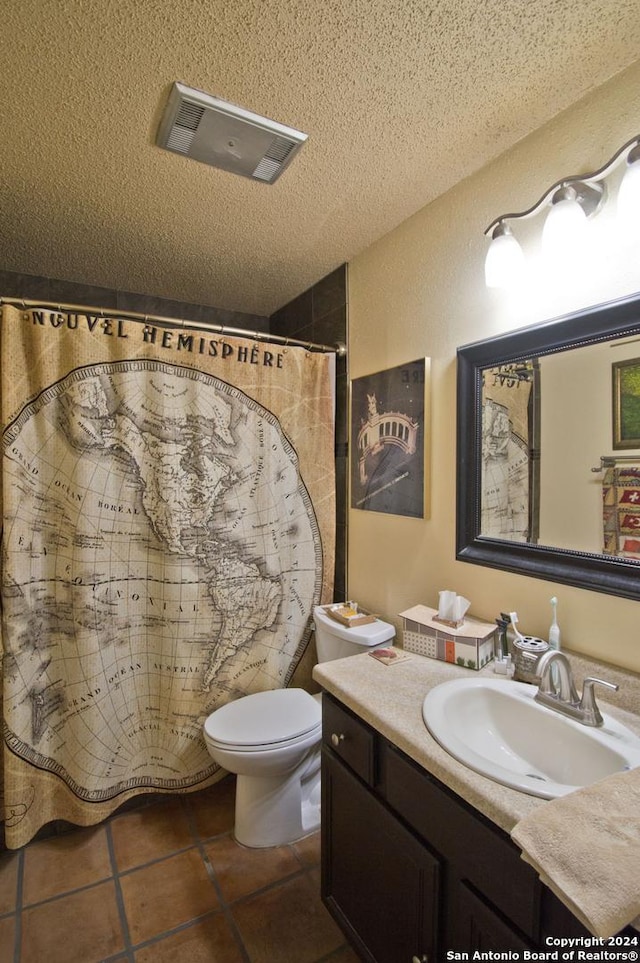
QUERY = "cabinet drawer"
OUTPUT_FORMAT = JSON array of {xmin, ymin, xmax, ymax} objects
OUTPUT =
[
  {"xmin": 322, "ymin": 694, "xmax": 376, "ymax": 785},
  {"xmin": 381, "ymin": 741, "xmax": 541, "ymax": 941}
]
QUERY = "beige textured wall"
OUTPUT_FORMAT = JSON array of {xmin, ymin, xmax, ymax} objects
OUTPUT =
[{"xmin": 347, "ymin": 59, "xmax": 640, "ymax": 673}]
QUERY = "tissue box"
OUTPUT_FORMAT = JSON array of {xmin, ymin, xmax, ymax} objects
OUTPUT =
[{"xmin": 399, "ymin": 604, "xmax": 495, "ymax": 670}]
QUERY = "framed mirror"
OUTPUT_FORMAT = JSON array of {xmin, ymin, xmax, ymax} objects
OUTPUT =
[{"xmin": 456, "ymin": 291, "xmax": 640, "ymax": 601}]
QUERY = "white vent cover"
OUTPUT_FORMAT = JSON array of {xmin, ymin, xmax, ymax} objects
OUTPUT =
[{"xmin": 156, "ymin": 82, "xmax": 308, "ymax": 184}]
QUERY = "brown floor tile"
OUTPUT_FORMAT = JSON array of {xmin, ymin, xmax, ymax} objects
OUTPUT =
[
  {"xmin": 232, "ymin": 873, "xmax": 344, "ymax": 963},
  {"xmin": 21, "ymin": 880, "xmax": 124, "ymax": 963},
  {"xmin": 6, "ymin": 771, "xmax": 349, "ymax": 962},
  {"xmin": 187, "ymin": 775, "xmax": 236, "ymax": 839},
  {"xmin": 292, "ymin": 830, "xmax": 321, "ymax": 868},
  {"xmin": 120, "ymin": 847, "xmax": 219, "ymax": 945},
  {"xmin": 134, "ymin": 912, "xmax": 244, "ymax": 962},
  {"xmin": 110, "ymin": 797, "xmax": 194, "ymax": 871},
  {"xmin": 22, "ymin": 826, "xmax": 111, "ymax": 905},
  {"xmin": 205, "ymin": 833, "xmax": 301, "ymax": 903},
  {"xmin": 0, "ymin": 850, "xmax": 20, "ymax": 913},
  {"xmin": 0, "ymin": 915, "xmax": 16, "ymax": 961}
]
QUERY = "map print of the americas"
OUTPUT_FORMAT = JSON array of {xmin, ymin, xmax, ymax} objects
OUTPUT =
[{"xmin": 2, "ymin": 361, "xmax": 322, "ymax": 800}]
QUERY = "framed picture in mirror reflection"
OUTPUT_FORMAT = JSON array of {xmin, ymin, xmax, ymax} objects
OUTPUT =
[{"xmin": 613, "ymin": 357, "xmax": 640, "ymax": 449}]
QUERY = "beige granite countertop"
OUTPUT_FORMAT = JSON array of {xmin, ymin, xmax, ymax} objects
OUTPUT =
[{"xmin": 312, "ymin": 648, "xmax": 640, "ymax": 836}]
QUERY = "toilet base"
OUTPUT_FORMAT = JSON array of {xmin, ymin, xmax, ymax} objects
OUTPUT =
[{"xmin": 234, "ymin": 747, "xmax": 321, "ymax": 848}]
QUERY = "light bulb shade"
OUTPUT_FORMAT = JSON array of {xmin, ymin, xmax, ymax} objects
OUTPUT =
[
  {"xmin": 484, "ymin": 229, "xmax": 525, "ymax": 289},
  {"xmin": 617, "ymin": 156, "xmax": 640, "ymax": 231},
  {"xmin": 541, "ymin": 193, "xmax": 587, "ymax": 260}
]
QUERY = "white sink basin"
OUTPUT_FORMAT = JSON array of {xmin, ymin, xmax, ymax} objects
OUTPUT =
[{"xmin": 422, "ymin": 677, "xmax": 640, "ymax": 799}]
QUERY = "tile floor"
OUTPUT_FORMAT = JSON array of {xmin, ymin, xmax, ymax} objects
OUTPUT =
[{"xmin": 0, "ymin": 775, "xmax": 361, "ymax": 963}]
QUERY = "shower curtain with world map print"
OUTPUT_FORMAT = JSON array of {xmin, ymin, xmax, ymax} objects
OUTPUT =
[{"xmin": 0, "ymin": 303, "xmax": 335, "ymax": 847}]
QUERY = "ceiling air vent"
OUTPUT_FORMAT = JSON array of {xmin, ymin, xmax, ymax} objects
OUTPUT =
[{"xmin": 156, "ymin": 82, "xmax": 308, "ymax": 184}]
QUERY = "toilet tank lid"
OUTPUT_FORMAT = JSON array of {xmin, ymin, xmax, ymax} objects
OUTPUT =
[
  {"xmin": 204, "ymin": 688, "xmax": 321, "ymax": 747},
  {"xmin": 313, "ymin": 605, "xmax": 396, "ymax": 645}
]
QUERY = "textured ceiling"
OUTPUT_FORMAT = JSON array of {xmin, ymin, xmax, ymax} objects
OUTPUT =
[{"xmin": 2, "ymin": 1, "xmax": 640, "ymax": 317}]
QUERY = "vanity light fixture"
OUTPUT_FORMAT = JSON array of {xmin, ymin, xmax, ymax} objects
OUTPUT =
[
  {"xmin": 484, "ymin": 133, "xmax": 640, "ymax": 289},
  {"xmin": 617, "ymin": 143, "xmax": 640, "ymax": 234},
  {"xmin": 484, "ymin": 222, "xmax": 526, "ymax": 288},
  {"xmin": 541, "ymin": 182, "xmax": 603, "ymax": 261}
]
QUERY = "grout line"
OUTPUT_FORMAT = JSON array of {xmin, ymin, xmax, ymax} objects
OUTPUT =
[
  {"xmin": 224, "ymin": 864, "xmax": 316, "ymax": 908},
  {"xmin": 315, "ymin": 947, "xmax": 357, "ymax": 962},
  {"xmin": 114, "ymin": 843, "xmax": 195, "ymax": 879},
  {"xmin": 128, "ymin": 909, "xmax": 223, "ymax": 955},
  {"xmin": 17, "ymin": 874, "xmax": 120, "ymax": 912},
  {"xmin": 105, "ymin": 821, "xmax": 135, "ymax": 963},
  {"xmin": 183, "ymin": 801, "xmax": 252, "ymax": 963}
]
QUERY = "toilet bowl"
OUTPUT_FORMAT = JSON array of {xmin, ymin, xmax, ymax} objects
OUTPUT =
[
  {"xmin": 203, "ymin": 604, "xmax": 395, "ymax": 847},
  {"xmin": 204, "ymin": 687, "xmax": 322, "ymax": 848}
]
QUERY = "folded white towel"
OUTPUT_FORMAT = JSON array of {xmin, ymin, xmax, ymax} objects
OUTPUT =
[{"xmin": 511, "ymin": 767, "xmax": 640, "ymax": 938}]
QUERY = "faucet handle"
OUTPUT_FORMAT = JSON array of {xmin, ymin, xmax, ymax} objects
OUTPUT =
[{"xmin": 579, "ymin": 677, "xmax": 619, "ymax": 727}]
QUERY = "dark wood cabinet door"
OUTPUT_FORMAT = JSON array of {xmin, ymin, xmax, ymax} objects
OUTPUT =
[
  {"xmin": 455, "ymin": 883, "xmax": 534, "ymax": 953},
  {"xmin": 322, "ymin": 750, "xmax": 440, "ymax": 963}
]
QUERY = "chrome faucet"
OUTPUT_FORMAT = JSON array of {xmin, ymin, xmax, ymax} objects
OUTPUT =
[{"xmin": 534, "ymin": 650, "xmax": 618, "ymax": 727}]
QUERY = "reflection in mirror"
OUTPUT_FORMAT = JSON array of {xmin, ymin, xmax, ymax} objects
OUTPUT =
[
  {"xmin": 481, "ymin": 361, "xmax": 539, "ymax": 544},
  {"xmin": 457, "ymin": 292, "xmax": 640, "ymax": 601},
  {"xmin": 481, "ymin": 341, "xmax": 640, "ymax": 556}
]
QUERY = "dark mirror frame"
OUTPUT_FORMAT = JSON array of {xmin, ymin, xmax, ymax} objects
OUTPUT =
[{"xmin": 456, "ymin": 291, "xmax": 640, "ymax": 601}]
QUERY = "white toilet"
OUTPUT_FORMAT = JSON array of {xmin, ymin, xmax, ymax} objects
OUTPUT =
[{"xmin": 203, "ymin": 604, "xmax": 395, "ymax": 847}]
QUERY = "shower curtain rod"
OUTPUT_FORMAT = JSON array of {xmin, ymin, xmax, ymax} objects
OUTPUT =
[{"xmin": 0, "ymin": 297, "xmax": 347, "ymax": 357}]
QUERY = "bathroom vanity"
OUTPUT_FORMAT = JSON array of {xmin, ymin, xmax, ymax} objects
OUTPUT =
[{"xmin": 313, "ymin": 651, "xmax": 640, "ymax": 962}]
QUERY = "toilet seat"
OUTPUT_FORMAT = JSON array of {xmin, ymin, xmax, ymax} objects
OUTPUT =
[{"xmin": 204, "ymin": 688, "xmax": 321, "ymax": 751}]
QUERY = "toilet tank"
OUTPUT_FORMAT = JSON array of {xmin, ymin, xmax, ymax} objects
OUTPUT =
[{"xmin": 313, "ymin": 605, "xmax": 395, "ymax": 662}]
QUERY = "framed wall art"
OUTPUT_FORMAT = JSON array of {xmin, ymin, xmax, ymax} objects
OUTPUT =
[
  {"xmin": 350, "ymin": 358, "xmax": 430, "ymax": 518},
  {"xmin": 613, "ymin": 357, "xmax": 640, "ymax": 449}
]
